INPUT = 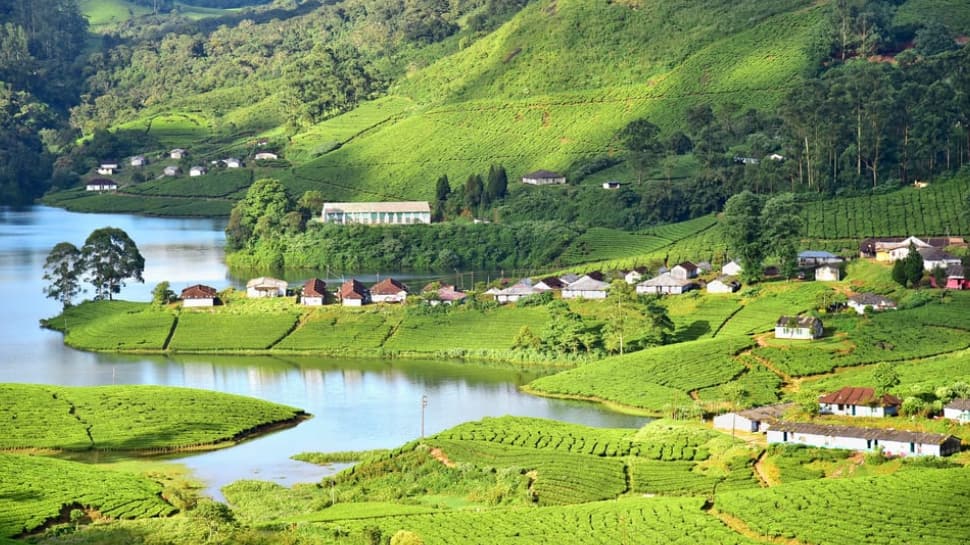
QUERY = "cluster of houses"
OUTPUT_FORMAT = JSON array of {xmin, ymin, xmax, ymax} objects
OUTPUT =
[
  {"xmin": 860, "ymin": 235, "xmax": 968, "ymax": 289},
  {"xmin": 176, "ymin": 276, "xmax": 466, "ymax": 308},
  {"xmin": 86, "ymin": 147, "xmax": 282, "ymax": 191},
  {"xmin": 714, "ymin": 386, "xmax": 966, "ymax": 457}
]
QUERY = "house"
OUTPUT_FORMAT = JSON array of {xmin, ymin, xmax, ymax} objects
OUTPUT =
[
  {"xmin": 706, "ymin": 277, "xmax": 740, "ymax": 294},
  {"xmin": 97, "ymin": 162, "xmax": 119, "ymax": 175},
  {"xmin": 602, "ymin": 181, "xmax": 621, "ymax": 190},
  {"xmin": 936, "ymin": 264, "xmax": 970, "ymax": 290},
  {"xmin": 371, "ymin": 278, "xmax": 409, "ymax": 303},
  {"xmin": 300, "ymin": 278, "xmax": 328, "ymax": 306},
  {"xmin": 562, "ymin": 275, "xmax": 610, "ymax": 299},
  {"xmin": 559, "ymin": 273, "xmax": 581, "ymax": 285},
  {"xmin": 734, "ymin": 156, "xmax": 760, "ymax": 165},
  {"xmin": 943, "ymin": 399, "xmax": 970, "ymax": 423},
  {"xmin": 521, "ymin": 170, "xmax": 566, "ymax": 185},
  {"xmin": 494, "ymin": 283, "xmax": 540, "ymax": 304},
  {"xmin": 819, "ymin": 387, "xmax": 901, "ymax": 417},
  {"xmin": 918, "ymin": 247, "xmax": 962, "ymax": 271},
  {"xmin": 860, "ymin": 236, "xmax": 964, "ymax": 260},
  {"xmin": 637, "ymin": 273, "xmax": 697, "ymax": 295},
  {"xmin": 534, "ymin": 277, "xmax": 567, "ymax": 291},
  {"xmin": 180, "ymin": 284, "xmax": 218, "ymax": 307},
  {"xmin": 424, "ymin": 284, "xmax": 467, "ymax": 306},
  {"xmin": 321, "ymin": 202, "xmax": 432, "ymax": 225},
  {"xmin": 767, "ymin": 153, "xmax": 785, "ymax": 161},
  {"xmin": 246, "ymin": 276, "xmax": 287, "ymax": 298},
  {"xmin": 670, "ymin": 262, "xmax": 699, "ymax": 280},
  {"xmin": 163, "ymin": 166, "xmax": 181, "ymax": 177},
  {"xmin": 170, "ymin": 148, "xmax": 188, "ymax": 159},
  {"xmin": 722, "ymin": 260, "xmax": 742, "ymax": 277},
  {"xmin": 189, "ymin": 166, "xmax": 207, "ymax": 177},
  {"xmin": 767, "ymin": 421, "xmax": 961, "ymax": 457},
  {"xmin": 624, "ymin": 269, "xmax": 644, "ymax": 285},
  {"xmin": 224, "ymin": 158, "xmax": 243, "ymax": 168},
  {"xmin": 130, "ymin": 155, "xmax": 147, "ymax": 167},
  {"xmin": 814, "ymin": 265, "xmax": 841, "ymax": 282},
  {"xmin": 696, "ymin": 261, "xmax": 713, "ymax": 274},
  {"xmin": 775, "ymin": 316, "xmax": 823, "ymax": 340},
  {"xmin": 798, "ymin": 250, "xmax": 843, "ymax": 268},
  {"xmin": 254, "ymin": 152, "xmax": 279, "ymax": 161},
  {"xmin": 338, "ymin": 279, "xmax": 370, "ymax": 306},
  {"xmin": 713, "ymin": 403, "xmax": 793, "ymax": 433},
  {"xmin": 85, "ymin": 179, "xmax": 118, "ymax": 192},
  {"xmin": 847, "ymin": 293, "xmax": 897, "ymax": 314}
]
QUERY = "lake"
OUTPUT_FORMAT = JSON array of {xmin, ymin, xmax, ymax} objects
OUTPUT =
[{"xmin": 0, "ymin": 206, "xmax": 647, "ymax": 499}]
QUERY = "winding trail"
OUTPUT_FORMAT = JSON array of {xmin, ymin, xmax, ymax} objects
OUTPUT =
[{"xmin": 708, "ymin": 509, "xmax": 813, "ymax": 545}]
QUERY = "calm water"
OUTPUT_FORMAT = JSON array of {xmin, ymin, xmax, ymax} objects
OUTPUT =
[{"xmin": 0, "ymin": 206, "xmax": 646, "ymax": 499}]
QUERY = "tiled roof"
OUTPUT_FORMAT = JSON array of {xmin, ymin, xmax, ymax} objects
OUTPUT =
[
  {"xmin": 819, "ymin": 387, "xmax": 901, "ymax": 407},
  {"xmin": 771, "ymin": 421, "xmax": 957, "ymax": 446},
  {"xmin": 302, "ymin": 278, "xmax": 327, "ymax": 298},
  {"xmin": 737, "ymin": 403, "xmax": 794, "ymax": 422},
  {"xmin": 371, "ymin": 278, "xmax": 408, "ymax": 295},
  {"xmin": 945, "ymin": 399, "xmax": 970, "ymax": 411},
  {"xmin": 181, "ymin": 284, "xmax": 217, "ymax": 299},
  {"xmin": 246, "ymin": 277, "xmax": 287, "ymax": 289},
  {"xmin": 776, "ymin": 315, "xmax": 821, "ymax": 329},
  {"xmin": 339, "ymin": 279, "xmax": 368, "ymax": 300}
]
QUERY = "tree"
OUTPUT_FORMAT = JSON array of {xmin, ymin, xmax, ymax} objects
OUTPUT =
[
  {"xmin": 619, "ymin": 118, "xmax": 664, "ymax": 183},
  {"xmin": 81, "ymin": 227, "xmax": 145, "ymax": 300},
  {"xmin": 872, "ymin": 362, "xmax": 900, "ymax": 396},
  {"xmin": 760, "ymin": 193, "xmax": 804, "ymax": 279},
  {"xmin": 915, "ymin": 21, "xmax": 957, "ymax": 57},
  {"xmin": 643, "ymin": 298, "xmax": 675, "ymax": 346},
  {"xmin": 152, "ymin": 281, "xmax": 175, "ymax": 307},
  {"xmin": 42, "ymin": 242, "xmax": 84, "ymax": 309},
  {"xmin": 602, "ymin": 280, "xmax": 638, "ymax": 355},
  {"xmin": 464, "ymin": 174, "xmax": 483, "ymax": 212},
  {"xmin": 893, "ymin": 242, "xmax": 924, "ymax": 288},
  {"xmin": 722, "ymin": 191, "xmax": 767, "ymax": 283},
  {"xmin": 541, "ymin": 300, "xmax": 585, "ymax": 354},
  {"xmin": 226, "ymin": 178, "xmax": 291, "ymax": 249},
  {"xmin": 485, "ymin": 164, "xmax": 508, "ymax": 203}
]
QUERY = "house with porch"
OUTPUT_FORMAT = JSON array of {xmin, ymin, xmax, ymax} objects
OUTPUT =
[
  {"xmin": 847, "ymin": 293, "xmax": 896, "ymax": 314},
  {"xmin": 246, "ymin": 277, "xmax": 287, "ymax": 298},
  {"xmin": 371, "ymin": 278, "xmax": 409, "ymax": 303},
  {"xmin": 521, "ymin": 170, "xmax": 566, "ymax": 185},
  {"xmin": 638, "ymin": 273, "xmax": 697, "ymax": 295},
  {"xmin": 706, "ymin": 277, "xmax": 740, "ymax": 294},
  {"xmin": 322, "ymin": 202, "xmax": 432, "ymax": 225},
  {"xmin": 300, "ymin": 278, "xmax": 329, "ymax": 306},
  {"xmin": 819, "ymin": 386, "xmax": 900, "ymax": 417},
  {"xmin": 775, "ymin": 316, "xmax": 823, "ymax": 340},
  {"xmin": 767, "ymin": 421, "xmax": 961, "ymax": 457},
  {"xmin": 180, "ymin": 284, "xmax": 218, "ymax": 307}
]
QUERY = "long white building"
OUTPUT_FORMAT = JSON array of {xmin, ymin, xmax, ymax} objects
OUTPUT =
[{"xmin": 321, "ymin": 202, "xmax": 431, "ymax": 225}]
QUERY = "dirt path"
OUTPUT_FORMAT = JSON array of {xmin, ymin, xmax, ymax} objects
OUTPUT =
[
  {"xmin": 708, "ymin": 509, "xmax": 812, "ymax": 545},
  {"xmin": 752, "ymin": 450, "xmax": 777, "ymax": 487},
  {"xmin": 429, "ymin": 447, "xmax": 456, "ymax": 468}
]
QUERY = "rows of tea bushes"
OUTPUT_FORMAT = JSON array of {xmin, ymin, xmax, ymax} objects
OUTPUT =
[
  {"xmin": 696, "ymin": 356, "xmax": 783, "ymax": 407},
  {"xmin": 170, "ymin": 310, "xmax": 301, "ymax": 351},
  {"xmin": 714, "ymin": 283, "xmax": 827, "ymax": 338},
  {"xmin": 383, "ymin": 307, "xmax": 550, "ymax": 353},
  {"xmin": 51, "ymin": 301, "xmax": 175, "ymax": 351},
  {"xmin": 433, "ymin": 416, "xmax": 637, "ymax": 457},
  {"xmin": 0, "ymin": 384, "xmax": 303, "ymax": 451},
  {"xmin": 629, "ymin": 458, "xmax": 759, "ymax": 497},
  {"xmin": 0, "ymin": 454, "xmax": 175, "ymax": 538},
  {"xmin": 716, "ymin": 468, "xmax": 970, "ymax": 545},
  {"xmin": 275, "ymin": 309, "xmax": 398, "ymax": 351}
]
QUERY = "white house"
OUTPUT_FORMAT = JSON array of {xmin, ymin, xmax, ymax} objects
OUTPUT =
[
  {"xmin": 814, "ymin": 265, "xmax": 841, "ymax": 282},
  {"xmin": 338, "ymin": 279, "xmax": 370, "ymax": 306},
  {"xmin": 775, "ymin": 316, "xmax": 823, "ymax": 340},
  {"xmin": 943, "ymin": 399, "xmax": 970, "ymax": 423},
  {"xmin": 130, "ymin": 155, "xmax": 147, "ymax": 167},
  {"xmin": 602, "ymin": 181, "xmax": 621, "ymax": 190},
  {"xmin": 170, "ymin": 148, "xmax": 188, "ymax": 159},
  {"xmin": 818, "ymin": 386, "xmax": 901, "ymax": 417},
  {"xmin": 163, "ymin": 166, "xmax": 181, "ymax": 176},
  {"xmin": 562, "ymin": 275, "xmax": 610, "ymax": 299},
  {"xmin": 670, "ymin": 262, "xmax": 699, "ymax": 280},
  {"xmin": 189, "ymin": 166, "xmax": 207, "ymax": 177},
  {"xmin": 918, "ymin": 247, "xmax": 962, "ymax": 271},
  {"xmin": 559, "ymin": 273, "xmax": 581, "ymax": 285},
  {"xmin": 97, "ymin": 162, "xmax": 119, "ymax": 175},
  {"xmin": 322, "ymin": 202, "xmax": 432, "ymax": 225},
  {"xmin": 624, "ymin": 270, "xmax": 644, "ymax": 285},
  {"xmin": 638, "ymin": 273, "xmax": 697, "ymax": 295},
  {"xmin": 706, "ymin": 277, "xmax": 740, "ymax": 294},
  {"xmin": 494, "ymin": 283, "xmax": 540, "ymax": 304},
  {"xmin": 246, "ymin": 276, "xmax": 287, "ymax": 298},
  {"xmin": 180, "ymin": 284, "xmax": 218, "ymax": 307},
  {"xmin": 85, "ymin": 179, "xmax": 118, "ymax": 192},
  {"xmin": 722, "ymin": 260, "xmax": 742, "ymax": 277},
  {"xmin": 847, "ymin": 293, "xmax": 897, "ymax": 314},
  {"xmin": 254, "ymin": 152, "xmax": 278, "ymax": 161},
  {"xmin": 696, "ymin": 261, "xmax": 713, "ymax": 274},
  {"xmin": 713, "ymin": 403, "xmax": 793, "ymax": 433},
  {"xmin": 798, "ymin": 250, "xmax": 843, "ymax": 268},
  {"xmin": 767, "ymin": 421, "xmax": 961, "ymax": 457},
  {"xmin": 224, "ymin": 158, "xmax": 243, "ymax": 168},
  {"xmin": 301, "ymin": 278, "xmax": 328, "ymax": 306},
  {"xmin": 521, "ymin": 170, "xmax": 566, "ymax": 186},
  {"xmin": 370, "ymin": 278, "xmax": 409, "ymax": 303},
  {"xmin": 534, "ymin": 277, "xmax": 567, "ymax": 291}
]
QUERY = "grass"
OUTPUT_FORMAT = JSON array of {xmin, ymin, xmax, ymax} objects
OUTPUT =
[
  {"xmin": 125, "ymin": 169, "xmax": 254, "ymax": 199},
  {"xmin": 49, "ymin": 301, "xmax": 175, "ymax": 351},
  {"xmin": 169, "ymin": 309, "xmax": 300, "ymax": 351},
  {"xmin": 383, "ymin": 306, "xmax": 550, "ymax": 353},
  {"xmin": 273, "ymin": 307, "xmax": 399, "ymax": 352},
  {"xmin": 0, "ymin": 383, "xmax": 304, "ymax": 451},
  {"xmin": 0, "ymin": 453, "xmax": 175, "ymax": 538}
]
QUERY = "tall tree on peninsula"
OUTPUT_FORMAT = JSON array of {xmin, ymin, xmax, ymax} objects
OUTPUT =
[
  {"xmin": 42, "ymin": 242, "xmax": 84, "ymax": 309},
  {"xmin": 80, "ymin": 228, "xmax": 145, "ymax": 300}
]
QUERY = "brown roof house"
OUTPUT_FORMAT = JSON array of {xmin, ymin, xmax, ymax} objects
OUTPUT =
[
  {"xmin": 819, "ymin": 386, "xmax": 901, "ymax": 418},
  {"xmin": 300, "ymin": 278, "xmax": 329, "ymax": 306},
  {"xmin": 775, "ymin": 315, "xmax": 823, "ymax": 340},
  {"xmin": 339, "ymin": 279, "xmax": 370, "ymax": 307},
  {"xmin": 370, "ymin": 278, "xmax": 409, "ymax": 303},
  {"xmin": 181, "ymin": 284, "xmax": 218, "ymax": 307}
]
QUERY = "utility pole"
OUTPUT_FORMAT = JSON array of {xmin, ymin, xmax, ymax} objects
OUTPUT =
[{"xmin": 420, "ymin": 394, "xmax": 428, "ymax": 438}]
